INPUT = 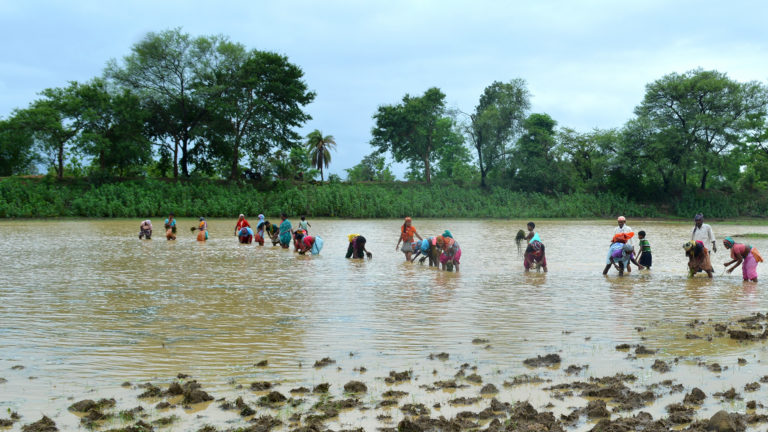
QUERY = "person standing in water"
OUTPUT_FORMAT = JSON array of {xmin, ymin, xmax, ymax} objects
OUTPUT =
[
  {"xmin": 692, "ymin": 213, "xmax": 717, "ymax": 253},
  {"xmin": 614, "ymin": 216, "xmax": 635, "ymax": 272},
  {"xmin": 299, "ymin": 216, "xmax": 311, "ymax": 233},
  {"xmin": 164, "ymin": 213, "xmax": 177, "ymax": 240},
  {"xmin": 234, "ymin": 214, "xmax": 250, "ymax": 236},
  {"xmin": 395, "ymin": 217, "xmax": 423, "ymax": 261},
  {"xmin": 278, "ymin": 213, "xmax": 293, "ymax": 249},
  {"xmin": 197, "ymin": 217, "xmax": 208, "ymax": 241},
  {"xmin": 636, "ymin": 230, "xmax": 652, "ymax": 269}
]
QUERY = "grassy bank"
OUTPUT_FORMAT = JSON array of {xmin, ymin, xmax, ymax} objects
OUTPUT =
[{"xmin": 0, "ymin": 176, "xmax": 765, "ymax": 219}]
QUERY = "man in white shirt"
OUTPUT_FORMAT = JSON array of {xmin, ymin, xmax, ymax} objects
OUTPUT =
[
  {"xmin": 614, "ymin": 216, "xmax": 635, "ymax": 271},
  {"xmin": 691, "ymin": 213, "xmax": 717, "ymax": 253}
]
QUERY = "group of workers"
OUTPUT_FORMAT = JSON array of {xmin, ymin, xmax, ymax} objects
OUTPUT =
[
  {"xmin": 138, "ymin": 213, "xmax": 763, "ymax": 280},
  {"xmin": 599, "ymin": 214, "xmax": 762, "ymax": 281},
  {"xmin": 394, "ymin": 217, "xmax": 461, "ymax": 272}
]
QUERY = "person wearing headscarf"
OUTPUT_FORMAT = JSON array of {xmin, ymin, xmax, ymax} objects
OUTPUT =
[
  {"xmin": 197, "ymin": 217, "xmax": 208, "ymax": 241},
  {"xmin": 603, "ymin": 233, "xmax": 644, "ymax": 275},
  {"xmin": 238, "ymin": 226, "xmax": 254, "ymax": 244},
  {"xmin": 395, "ymin": 217, "xmax": 423, "ymax": 261},
  {"xmin": 234, "ymin": 214, "xmax": 250, "ymax": 236},
  {"xmin": 524, "ymin": 238, "xmax": 547, "ymax": 273},
  {"xmin": 346, "ymin": 234, "xmax": 372, "ymax": 259},
  {"xmin": 412, "ymin": 237, "xmax": 440, "ymax": 266},
  {"xmin": 683, "ymin": 240, "xmax": 714, "ymax": 278},
  {"xmin": 692, "ymin": 213, "xmax": 717, "ymax": 253},
  {"xmin": 256, "ymin": 214, "xmax": 266, "ymax": 238},
  {"xmin": 613, "ymin": 216, "xmax": 636, "ymax": 272},
  {"xmin": 438, "ymin": 230, "xmax": 461, "ymax": 272},
  {"xmin": 723, "ymin": 237, "xmax": 762, "ymax": 281}
]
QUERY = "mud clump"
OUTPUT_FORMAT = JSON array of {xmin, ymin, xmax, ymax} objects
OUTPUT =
[
  {"xmin": 707, "ymin": 410, "xmax": 746, "ymax": 432},
  {"xmin": 708, "ymin": 363, "xmax": 723, "ymax": 372},
  {"xmin": 313, "ymin": 357, "xmax": 336, "ymax": 368},
  {"xmin": 290, "ymin": 387, "xmax": 310, "ymax": 394},
  {"xmin": 21, "ymin": 416, "xmax": 57, "ymax": 432},
  {"xmin": 313, "ymin": 383, "xmax": 330, "ymax": 393},
  {"xmin": 465, "ymin": 373, "xmax": 482, "ymax": 383},
  {"xmin": 250, "ymin": 381, "xmax": 272, "ymax": 391},
  {"xmin": 383, "ymin": 390, "xmax": 408, "ymax": 398},
  {"xmin": 400, "ymin": 403, "xmax": 430, "ymax": 416},
  {"xmin": 343, "ymin": 380, "xmax": 367, "ymax": 393},
  {"xmin": 428, "ymin": 352, "xmax": 449, "ymax": 360},
  {"xmin": 586, "ymin": 400, "xmax": 611, "ymax": 418},
  {"xmin": 250, "ymin": 415, "xmax": 282, "ymax": 430},
  {"xmin": 565, "ymin": 364, "xmax": 587, "ymax": 374},
  {"xmin": 504, "ymin": 374, "xmax": 546, "ymax": 386},
  {"xmin": 137, "ymin": 383, "xmax": 163, "ymax": 398},
  {"xmin": 615, "ymin": 343, "xmax": 631, "ymax": 350},
  {"xmin": 177, "ymin": 381, "xmax": 213, "ymax": 404},
  {"xmin": 714, "ymin": 388, "xmax": 739, "ymax": 400},
  {"xmin": 635, "ymin": 345, "xmax": 656, "ymax": 355},
  {"xmin": 651, "ymin": 359, "xmax": 670, "ymax": 373},
  {"xmin": 384, "ymin": 370, "xmax": 412, "ymax": 383},
  {"xmin": 258, "ymin": 391, "xmax": 287, "ymax": 405},
  {"xmin": 480, "ymin": 383, "xmax": 498, "ymax": 394},
  {"xmin": 744, "ymin": 382, "xmax": 760, "ymax": 392},
  {"xmin": 684, "ymin": 387, "xmax": 707, "ymax": 404},
  {"xmin": 523, "ymin": 353, "xmax": 561, "ymax": 367},
  {"xmin": 255, "ymin": 360, "xmax": 268, "ymax": 367},
  {"xmin": 472, "ymin": 338, "xmax": 489, "ymax": 344}
]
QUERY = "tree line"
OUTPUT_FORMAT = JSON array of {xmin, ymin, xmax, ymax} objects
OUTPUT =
[{"xmin": 3, "ymin": 28, "xmax": 768, "ymax": 202}]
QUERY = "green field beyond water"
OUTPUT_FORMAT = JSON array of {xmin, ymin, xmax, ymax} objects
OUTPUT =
[{"xmin": 2, "ymin": 177, "xmax": 768, "ymax": 219}]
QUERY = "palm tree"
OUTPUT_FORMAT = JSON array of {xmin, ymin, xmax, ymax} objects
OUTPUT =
[{"xmin": 306, "ymin": 129, "xmax": 336, "ymax": 182}]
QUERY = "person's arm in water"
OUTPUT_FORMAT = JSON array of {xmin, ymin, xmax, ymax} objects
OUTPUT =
[
  {"xmin": 725, "ymin": 256, "xmax": 743, "ymax": 273},
  {"xmin": 709, "ymin": 226, "xmax": 717, "ymax": 253},
  {"xmin": 629, "ymin": 255, "xmax": 644, "ymax": 270},
  {"xmin": 410, "ymin": 249, "xmax": 423, "ymax": 262}
]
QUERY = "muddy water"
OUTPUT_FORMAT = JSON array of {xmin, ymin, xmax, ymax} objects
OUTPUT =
[{"xmin": 1, "ymin": 218, "xmax": 768, "ymax": 430}]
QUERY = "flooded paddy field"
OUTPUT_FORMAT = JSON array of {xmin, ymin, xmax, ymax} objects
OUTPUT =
[{"xmin": 1, "ymin": 219, "xmax": 768, "ymax": 431}]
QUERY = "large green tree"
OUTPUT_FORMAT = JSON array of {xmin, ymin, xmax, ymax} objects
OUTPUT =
[
  {"xmin": 371, "ymin": 87, "xmax": 460, "ymax": 184},
  {"xmin": 508, "ymin": 113, "xmax": 568, "ymax": 192},
  {"xmin": 635, "ymin": 69, "xmax": 768, "ymax": 189},
  {"xmin": 345, "ymin": 152, "xmax": 395, "ymax": 182},
  {"xmin": 201, "ymin": 47, "xmax": 315, "ymax": 179},
  {"xmin": 13, "ymin": 82, "xmax": 87, "ymax": 178},
  {"xmin": 75, "ymin": 79, "xmax": 152, "ymax": 175},
  {"xmin": 107, "ymin": 28, "xmax": 225, "ymax": 177},
  {"xmin": 0, "ymin": 117, "xmax": 38, "ymax": 176},
  {"xmin": 465, "ymin": 79, "xmax": 530, "ymax": 187},
  {"xmin": 306, "ymin": 130, "xmax": 336, "ymax": 182}
]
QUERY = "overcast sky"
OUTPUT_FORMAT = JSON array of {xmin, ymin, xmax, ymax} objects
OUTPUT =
[{"xmin": 2, "ymin": 1, "xmax": 767, "ymax": 176}]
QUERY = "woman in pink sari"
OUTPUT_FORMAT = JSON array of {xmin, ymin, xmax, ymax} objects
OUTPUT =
[{"xmin": 723, "ymin": 237, "xmax": 763, "ymax": 282}]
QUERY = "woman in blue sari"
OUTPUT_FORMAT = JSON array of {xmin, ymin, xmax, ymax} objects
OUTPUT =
[{"xmin": 278, "ymin": 213, "xmax": 293, "ymax": 249}]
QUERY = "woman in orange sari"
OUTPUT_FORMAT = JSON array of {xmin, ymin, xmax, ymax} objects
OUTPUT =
[{"xmin": 395, "ymin": 217, "xmax": 423, "ymax": 261}]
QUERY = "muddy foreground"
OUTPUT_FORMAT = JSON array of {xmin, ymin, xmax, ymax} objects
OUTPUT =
[{"xmin": 4, "ymin": 313, "xmax": 768, "ymax": 432}]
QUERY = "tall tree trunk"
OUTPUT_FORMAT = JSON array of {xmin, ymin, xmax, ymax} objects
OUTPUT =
[
  {"xmin": 230, "ymin": 139, "xmax": 240, "ymax": 180},
  {"xmin": 700, "ymin": 168, "xmax": 709, "ymax": 190},
  {"xmin": 180, "ymin": 137, "xmax": 189, "ymax": 177},
  {"xmin": 424, "ymin": 156, "xmax": 431, "ymax": 184},
  {"xmin": 57, "ymin": 142, "xmax": 64, "ymax": 179},
  {"xmin": 320, "ymin": 165, "xmax": 324, "ymax": 182},
  {"xmin": 173, "ymin": 138, "xmax": 179, "ymax": 178}
]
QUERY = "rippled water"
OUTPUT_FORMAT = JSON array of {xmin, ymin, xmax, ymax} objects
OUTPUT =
[{"xmin": 1, "ymin": 218, "xmax": 768, "ymax": 430}]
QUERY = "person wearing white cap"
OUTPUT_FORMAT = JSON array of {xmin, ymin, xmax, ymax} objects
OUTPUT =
[
  {"xmin": 614, "ymin": 216, "xmax": 635, "ymax": 272},
  {"xmin": 691, "ymin": 213, "xmax": 716, "ymax": 253}
]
